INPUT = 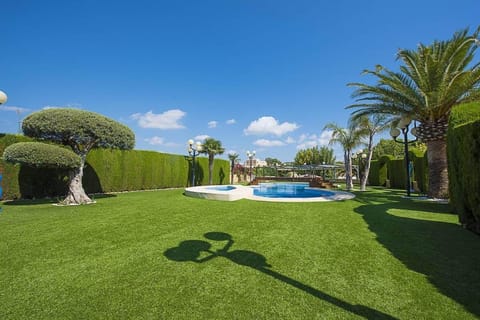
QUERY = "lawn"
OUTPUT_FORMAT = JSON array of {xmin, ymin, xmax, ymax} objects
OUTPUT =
[{"xmin": 1, "ymin": 188, "xmax": 479, "ymax": 319}]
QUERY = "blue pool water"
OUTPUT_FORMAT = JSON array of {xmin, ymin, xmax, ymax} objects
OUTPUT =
[
  {"xmin": 253, "ymin": 183, "xmax": 334, "ymax": 198},
  {"xmin": 206, "ymin": 185, "xmax": 237, "ymax": 191}
]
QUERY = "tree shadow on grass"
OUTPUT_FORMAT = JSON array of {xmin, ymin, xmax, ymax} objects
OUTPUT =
[
  {"xmin": 3, "ymin": 193, "xmax": 116, "ymax": 206},
  {"xmin": 164, "ymin": 231, "xmax": 397, "ymax": 320},
  {"xmin": 354, "ymin": 191, "xmax": 480, "ymax": 317}
]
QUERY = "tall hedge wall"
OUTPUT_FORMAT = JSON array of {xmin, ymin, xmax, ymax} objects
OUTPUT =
[
  {"xmin": 1, "ymin": 134, "xmax": 230, "ymax": 200},
  {"xmin": 367, "ymin": 151, "xmax": 428, "ymax": 193},
  {"xmin": 447, "ymin": 102, "xmax": 480, "ymax": 233}
]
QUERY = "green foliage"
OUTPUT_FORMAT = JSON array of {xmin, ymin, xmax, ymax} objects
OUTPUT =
[
  {"xmin": 22, "ymin": 108, "xmax": 135, "ymax": 150},
  {"xmin": 447, "ymin": 102, "xmax": 480, "ymax": 232},
  {"xmin": 1, "ymin": 135, "xmax": 34, "ymax": 199},
  {"xmin": 294, "ymin": 146, "xmax": 335, "ymax": 165},
  {"xmin": 373, "ymin": 139, "xmax": 406, "ymax": 159},
  {"xmin": 0, "ymin": 133, "xmax": 230, "ymax": 200},
  {"xmin": 3, "ymin": 142, "xmax": 81, "ymax": 169}
]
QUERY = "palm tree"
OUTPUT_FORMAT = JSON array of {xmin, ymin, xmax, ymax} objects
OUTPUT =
[
  {"xmin": 348, "ymin": 27, "xmax": 480, "ymax": 198},
  {"xmin": 228, "ymin": 152, "xmax": 239, "ymax": 184},
  {"xmin": 324, "ymin": 122, "xmax": 365, "ymax": 191},
  {"xmin": 350, "ymin": 114, "xmax": 391, "ymax": 191},
  {"xmin": 200, "ymin": 137, "xmax": 225, "ymax": 185}
]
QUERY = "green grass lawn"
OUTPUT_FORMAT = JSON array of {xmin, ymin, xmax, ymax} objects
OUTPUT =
[{"xmin": 1, "ymin": 188, "xmax": 479, "ymax": 319}]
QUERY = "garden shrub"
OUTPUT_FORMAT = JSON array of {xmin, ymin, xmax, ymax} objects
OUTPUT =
[{"xmin": 447, "ymin": 102, "xmax": 480, "ymax": 233}]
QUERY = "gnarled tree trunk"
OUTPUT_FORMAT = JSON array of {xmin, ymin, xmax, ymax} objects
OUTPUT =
[{"xmin": 63, "ymin": 155, "xmax": 93, "ymax": 205}]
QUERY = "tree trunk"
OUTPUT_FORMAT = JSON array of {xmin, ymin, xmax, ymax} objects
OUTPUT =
[
  {"xmin": 344, "ymin": 151, "xmax": 353, "ymax": 191},
  {"xmin": 208, "ymin": 154, "xmax": 214, "ymax": 185},
  {"xmin": 63, "ymin": 156, "xmax": 93, "ymax": 205},
  {"xmin": 426, "ymin": 139, "xmax": 449, "ymax": 199},
  {"xmin": 360, "ymin": 135, "xmax": 374, "ymax": 191}
]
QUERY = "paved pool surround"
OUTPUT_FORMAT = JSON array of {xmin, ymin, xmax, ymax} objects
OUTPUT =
[{"xmin": 184, "ymin": 185, "xmax": 355, "ymax": 202}]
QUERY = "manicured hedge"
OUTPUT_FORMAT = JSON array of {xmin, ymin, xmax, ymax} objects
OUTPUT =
[
  {"xmin": 368, "ymin": 152, "xmax": 427, "ymax": 193},
  {"xmin": 1, "ymin": 134, "xmax": 230, "ymax": 200},
  {"xmin": 447, "ymin": 102, "xmax": 480, "ymax": 233}
]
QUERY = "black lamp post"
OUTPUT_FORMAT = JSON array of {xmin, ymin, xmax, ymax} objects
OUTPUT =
[
  {"xmin": 187, "ymin": 139, "xmax": 203, "ymax": 187},
  {"xmin": 390, "ymin": 116, "xmax": 418, "ymax": 197},
  {"xmin": 246, "ymin": 150, "xmax": 256, "ymax": 183}
]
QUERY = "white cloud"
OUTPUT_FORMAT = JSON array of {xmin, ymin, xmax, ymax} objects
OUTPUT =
[
  {"xmin": 131, "ymin": 109, "xmax": 186, "ymax": 129},
  {"xmin": 295, "ymin": 130, "xmax": 333, "ymax": 150},
  {"xmin": 0, "ymin": 105, "xmax": 30, "ymax": 113},
  {"xmin": 194, "ymin": 134, "xmax": 209, "ymax": 141},
  {"xmin": 285, "ymin": 136, "xmax": 296, "ymax": 144},
  {"xmin": 244, "ymin": 116, "xmax": 299, "ymax": 137},
  {"xmin": 226, "ymin": 119, "xmax": 236, "ymax": 125},
  {"xmin": 254, "ymin": 139, "xmax": 286, "ymax": 147},
  {"xmin": 208, "ymin": 120, "xmax": 218, "ymax": 128},
  {"xmin": 145, "ymin": 136, "xmax": 165, "ymax": 145},
  {"xmin": 144, "ymin": 136, "xmax": 177, "ymax": 147}
]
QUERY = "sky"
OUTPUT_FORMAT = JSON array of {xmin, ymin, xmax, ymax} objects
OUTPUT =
[{"xmin": 1, "ymin": 0, "xmax": 479, "ymax": 163}]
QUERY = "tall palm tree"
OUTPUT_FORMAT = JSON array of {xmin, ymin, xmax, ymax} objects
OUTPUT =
[
  {"xmin": 200, "ymin": 137, "xmax": 225, "ymax": 185},
  {"xmin": 350, "ymin": 114, "xmax": 391, "ymax": 191},
  {"xmin": 228, "ymin": 152, "xmax": 239, "ymax": 184},
  {"xmin": 324, "ymin": 122, "xmax": 365, "ymax": 191},
  {"xmin": 348, "ymin": 27, "xmax": 480, "ymax": 198}
]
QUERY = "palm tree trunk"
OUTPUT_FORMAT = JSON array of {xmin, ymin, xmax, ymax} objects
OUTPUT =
[
  {"xmin": 208, "ymin": 154, "xmax": 214, "ymax": 185},
  {"xmin": 344, "ymin": 151, "xmax": 353, "ymax": 191},
  {"xmin": 63, "ymin": 155, "xmax": 93, "ymax": 205},
  {"xmin": 426, "ymin": 139, "xmax": 449, "ymax": 198},
  {"xmin": 360, "ymin": 135, "xmax": 374, "ymax": 191}
]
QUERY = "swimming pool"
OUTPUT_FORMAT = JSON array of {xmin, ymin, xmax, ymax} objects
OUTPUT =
[
  {"xmin": 185, "ymin": 183, "xmax": 354, "ymax": 202},
  {"xmin": 253, "ymin": 183, "xmax": 334, "ymax": 198}
]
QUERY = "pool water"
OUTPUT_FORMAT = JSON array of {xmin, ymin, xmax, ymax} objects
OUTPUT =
[
  {"xmin": 206, "ymin": 185, "xmax": 237, "ymax": 191},
  {"xmin": 253, "ymin": 183, "xmax": 334, "ymax": 198}
]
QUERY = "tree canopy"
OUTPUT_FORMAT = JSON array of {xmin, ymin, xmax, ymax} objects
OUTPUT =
[
  {"xmin": 3, "ymin": 142, "xmax": 81, "ymax": 168},
  {"xmin": 22, "ymin": 108, "xmax": 135, "ymax": 152}
]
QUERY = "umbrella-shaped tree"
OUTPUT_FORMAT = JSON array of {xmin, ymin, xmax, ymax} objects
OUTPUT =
[{"xmin": 3, "ymin": 108, "xmax": 135, "ymax": 204}]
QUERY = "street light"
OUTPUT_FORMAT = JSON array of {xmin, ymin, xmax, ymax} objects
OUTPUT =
[
  {"xmin": 390, "ymin": 116, "xmax": 418, "ymax": 197},
  {"xmin": 187, "ymin": 139, "xmax": 203, "ymax": 186},
  {"xmin": 0, "ymin": 90, "xmax": 7, "ymax": 105},
  {"xmin": 246, "ymin": 150, "xmax": 256, "ymax": 183}
]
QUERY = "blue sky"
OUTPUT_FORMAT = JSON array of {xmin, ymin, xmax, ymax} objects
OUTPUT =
[{"xmin": 1, "ymin": 0, "xmax": 478, "ymax": 162}]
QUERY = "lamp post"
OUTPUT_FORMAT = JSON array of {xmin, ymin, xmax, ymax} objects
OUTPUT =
[
  {"xmin": 390, "ymin": 116, "xmax": 418, "ymax": 197},
  {"xmin": 187, "ymin": 139, "xmax": 203, "ymax": 186},
  {"xmin": 0, "ymin": 91, "xmax": 6, "ymax": 210},
  {"xmin": 246, "ymin": 150, "xmax": 256, "ymax": 183}
]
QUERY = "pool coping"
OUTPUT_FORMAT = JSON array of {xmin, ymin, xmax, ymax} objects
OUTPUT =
[{"xmin": 184, "ymin": 185, "xmax": 355, "ymax": 202}]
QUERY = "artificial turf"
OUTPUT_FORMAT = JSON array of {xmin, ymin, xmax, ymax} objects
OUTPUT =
[{"xmin": 1, "ymin": 188, "xmax": 479, "ymax": 319}]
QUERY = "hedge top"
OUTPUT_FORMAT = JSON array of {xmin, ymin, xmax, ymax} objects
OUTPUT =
[{"xmin": 22, "ymin": 108, "xmax": 135, "ymax": 151}]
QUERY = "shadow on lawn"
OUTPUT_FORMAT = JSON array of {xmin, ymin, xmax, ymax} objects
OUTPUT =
[
  {"xmin": 3, "ymin": 193, "xmax": 116, "ymax": 206},
  {"xmin": 354, "ymin": 190, "xmax": 480, "ymax": 317},
  {"xmin": 164, "ymin": 231, "xmax": 397, "ymax": 320}
]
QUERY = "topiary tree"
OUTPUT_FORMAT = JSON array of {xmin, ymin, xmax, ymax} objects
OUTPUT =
[{"xmin": 4, "ymin": 108, "xmax": 135, "ymax": 204}]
